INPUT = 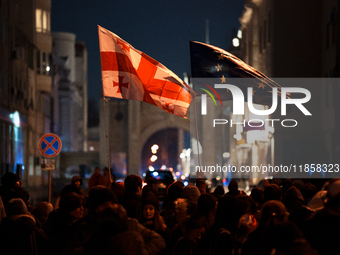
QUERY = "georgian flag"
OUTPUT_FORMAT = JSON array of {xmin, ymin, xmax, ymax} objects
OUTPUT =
[{"xmin": 98, "ymin": 25, "xmax": 195, "ymax": 118}]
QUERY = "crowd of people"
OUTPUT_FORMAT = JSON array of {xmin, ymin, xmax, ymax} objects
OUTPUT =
[{"xmin": 0, "ymin": 168, "xmax": 340, "ymax": 255}]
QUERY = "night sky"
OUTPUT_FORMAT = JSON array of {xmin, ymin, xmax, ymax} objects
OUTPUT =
[{"xmin": 51, "ymin": 0, "xmax": 245, "ymax": 105}]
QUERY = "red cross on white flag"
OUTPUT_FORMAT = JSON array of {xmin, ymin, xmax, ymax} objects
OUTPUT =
[{"xmin": 98, "ymin": 25, "xmax": 196, "ymax": 118}]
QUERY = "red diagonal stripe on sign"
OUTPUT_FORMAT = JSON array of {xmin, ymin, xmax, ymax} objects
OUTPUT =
[{"xmin": 43, "ymin": 137, "xmax": 58, "ymax": 154}]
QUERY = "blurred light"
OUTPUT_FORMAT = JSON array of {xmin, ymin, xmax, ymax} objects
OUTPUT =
[
  {"xmin": 152, "ymin": 171, "xmax": 159, "ymax": 177},
  {"xmin": 22, "ymin": 165, "xmax": 25, "ymax": 170},
  {"xmin": 10, "ymin": 111, "xmax": 20, "ymax": 127},
  {"xmin": 237, "ymin": 30, "xmax": 242, "ymax": 39},
  {"xmin": 151, "ymin": 144, "xmax": 159, "ymax": 154},
  {"xmin": 232, "ymin": 38, "xmax": 240, "ymax": 47},
  {"xmin": 160, "ymin": 165, "xmax": 166, "ymax": 170},
  {"xmin": 223, "ymin": 152, "xmax": 230, "ymax": 158},
  {"xmin": 180, "ymin": 175, "xmax": 186, "ymax": 180},
  {"xmin": 89, "ymin": 146, "xmax": 94, "ymax": 151},
  {"xmin": 142, "ymin": 181, "xmax": 147, "ymax": 188},
  {"xmin": 216, "ymin": 176, "xmax": 221, "ymax": 181},
  {"xmin": 184, "ymin": 181, "xmax": 189, "ymax": 186},
  {"xmin": 148, "ymin": 166, "xmax": 154, "ymax": 171},
  {"xmin": 185, "ymin": 173, "xmax": 189, "ymax": 177},
  {"xmin": 222, "ymin": 178, "xmax": 226, "ymax": 183},
  {"xmin": 46, "ymin": 66, "xmax": 50, "ymax": 72},
  {"xmin": 175, "ymin": 171, "xmax": 181, "ymax": 177},
  {"xmin": 143, "ymin": 173, "xmax": 146, "ymax": 177},
  {"xmin": 180, "ymin": 153, "xmax": 185, "ymax": 159},
  {"xmin": 169, "ymin": 167, "xmax": 173, "ymax": 172},
  {"xmin": 150, "ymin": 155, "xmax": 158, "ymax": 162},
  {"xmin": 185, "ymin": 148, "xmax": 191, "ymax": 157}
]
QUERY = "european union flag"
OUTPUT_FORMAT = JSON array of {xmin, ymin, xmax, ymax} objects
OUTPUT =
[{"xmin": 190, "ymin": 41, "xmax": 283, "ymax": 105}]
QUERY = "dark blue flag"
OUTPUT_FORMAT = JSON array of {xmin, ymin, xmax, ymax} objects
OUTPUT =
[{"xmin": 190, "ymin": 40, "xmax": 284, "ymax": 105}]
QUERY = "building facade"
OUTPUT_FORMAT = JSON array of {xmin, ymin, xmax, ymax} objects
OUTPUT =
[
  {"xmin": 239, "ymin": 0, "xmax": 340, "ymax": 170},
  {"xmin": 0, "ymin": 0, "xmax": 55, "ymax": 199},
  {"xmin": 52, "ymin": 32, "xmax": 88, "ymax": 153}
]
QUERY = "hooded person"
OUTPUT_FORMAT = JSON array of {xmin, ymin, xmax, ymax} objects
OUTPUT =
[
  {"xmin": 304, "ymin": 179, "xmax": 340, "ymax": 255},
  {"xmin": 0, "ymin": 198, "xmax": 37, "ymax": 255},
  {"xmin": 0, "ymin": 172, "xmax": 30, "ymax": 213},
  {"xmin": 160, "ymin": 180, "xmax": 184, "ymax": 230},
  {"xmin": 31, "ymin": 202, "xmax": 54, "ymax": 255},
  {"xmin": 179, "ymin": 186, "xmax": 201, "ymax": 217},
  {"xmin": 71, "ymin": 175, "xmax": 85, "ymax": 196},
  {"xmin": 283, "ymin": 186, "xmax": 314, "ymax": 229},
  {"xmin": 139, "ymin": 193, "xmax": 167, "ymax": 237},
  {"xmin": 242, "ymin": 200, "xmax": 289, "ymax": 255},
  {"xmin": 46, "ymin": 192, "xmax": 84, "ymax": 255}
]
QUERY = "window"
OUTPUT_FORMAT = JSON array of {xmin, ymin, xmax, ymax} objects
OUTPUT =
[
  {"xmin": 36, "ymin": 50, "xmax": 51, "ymax": 75},
  {"xmin": 36, "ymin": 9, "xmax": 50, "ymax": 33}
]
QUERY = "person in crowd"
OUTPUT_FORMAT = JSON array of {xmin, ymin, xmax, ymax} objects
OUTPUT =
[
  {"xmin": 31, "ymin": 201, "xmax": 53, "ymax": 255},
  {"xmin": 237, "ymin": 195, "xmax": 259, "ymax": 241},
  {"xmin": 160, "ymin": 180, "xmax": 184, "ymax": 231},
  {"xmin": 122, "ymin": 174, "xmax": 143, "ymax": 219},
  {"xmin": 84, "ymin": 204, "xmax": 129, "ymax": 254},
  {"xmin": 0, "ymin": 172, "xmax": 31, "ymax": 213},
  {"xmin": 213, "ymin": 185, "xmax": 225, "ymax": 200},
  {"xmin": 304, "ymin": 178, "xmax": 340, "ymax": 255},
  {"xmin": 226, "ymin": 180, "xmax": 246, "ymax": 196},
  {"xmin": 111, "ymin": 180, "xmax": 125, "ymax": 204},
  {"xmin": 197, "ymin": 193, "xmax": 216, "ymax": 233},
  {"xmin": 282, "ymin": 186, "xmax": 314, "ymax": 229},
  {"xmin": 73, "ymin": 185, "xmax": 166, "ymax": 255},
  {"xmin": 0, "ymin": 198, "xmax": 37, "ymax": 255},
  {"xmin": 263, "ymin": 183, "xmax": 282, "ymax": 202},
  {"xmin": 180, "ymin": 185, "xmax": 201, "ymax": 218},
  {"xmin": 241, "ymin": 200, "xmax": 288, "ymax": 255},
  {"xmin": 271, "ymin": 222, "xmax": 318, "ymax": 255},
  {"xmin": 250, "ymin": 187, "xmax": 264, "ymax": 211},
  {"xmin": 0, "ymin": 195, "xmax": 6, "ymax": 221},
  {"xmin": 142, "ymin": 176, "xmax": 158, "ymax": 200},
  {"xmin": 139, "ymin": 193, "xmax": 167, "ymax": 238},
  {"xmin": 172, "ymin": 213, "xmax": 206, "ymax": 255},
  {"xmin": 203, "ymin": 195, "xmax": 248, "ymax": 255},
  {"xmin": 31, "ymin": 201, "xmax": 53, "ymax": 230},
  {"xmin": 54, "ymin": 183, "xmax": 85, "ymax": 209},
  {"xmin": 45, "ymin": 192, "xmax": 84, "ymax": 255},
  {"xmin": 71, "ymin": 175, "xmax": 85, "ymax": 196},
  {"xmin": 299, "ymin": 181, "xmax": 318, "ymax": 204},
  {"xmin": 88, "ymin": 167, "xmax": 104, "ymax": 190}
]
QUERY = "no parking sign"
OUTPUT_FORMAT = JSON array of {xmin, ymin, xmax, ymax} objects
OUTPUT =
[{"xmin": 39, "ymin": 133, "xmax": 62, "ymax": 158}]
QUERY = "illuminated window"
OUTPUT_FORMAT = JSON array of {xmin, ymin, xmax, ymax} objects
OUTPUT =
[
  {"xmin": 36, "ymin": 51, "xmax": 51, "ymax": 75},
  {"xmin": 36, "ymin": 9, "xmax": 50, "ymax": 33}
]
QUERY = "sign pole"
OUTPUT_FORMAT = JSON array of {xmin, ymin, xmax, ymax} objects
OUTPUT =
[
  {"xmin": 39, "ymin": 133, "xmax": 62, "ymax": 205},
  {"xmin": 48, "ymin": 170, "xmax": 52, "ymax": 203}
]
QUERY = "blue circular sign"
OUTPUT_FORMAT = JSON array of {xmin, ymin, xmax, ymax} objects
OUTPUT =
[{"xmin": 39, "ymin": 133, "xmax": 62, "ymax": 158}]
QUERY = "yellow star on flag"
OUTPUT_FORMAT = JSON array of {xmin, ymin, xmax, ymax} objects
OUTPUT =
[
  {"xmin": 218, "ymin": 54, "xmax": 224, "ymax": 60},
  {"xmin": 252, "ymin": 89, "xmax": 256, "ymax": 95},
  {"xmin": 215, "ymin": 64, "xmax": 222, "ymax": 72},
  {"xmin": 258, "ymin": 82, "xmax": 265, "ymax": 89},
  {"xmin": 221, "ymin": 75, "xmax": 226, "ymax": 83}
]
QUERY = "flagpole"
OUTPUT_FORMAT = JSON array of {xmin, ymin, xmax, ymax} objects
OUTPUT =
[
  {"xmin": 103, "ymin": 97, "xmax": 112, "ymax": 183},
  {"xmin": 98, "ymin": 26, "xmax": 112, "ymax": 183},
  {"xmin": 193, "ymin": 98, "xmax": 203, "ymax": 178}
]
